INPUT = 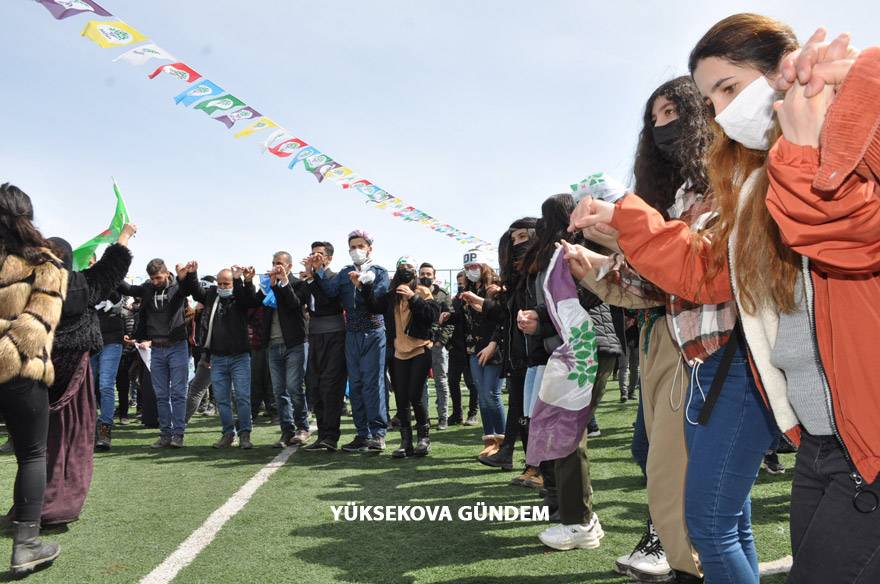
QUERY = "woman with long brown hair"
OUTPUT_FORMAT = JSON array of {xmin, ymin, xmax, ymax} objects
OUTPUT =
[{"xmin": 569, "ymin": 14, "xmax": 801, "ymax": 584}]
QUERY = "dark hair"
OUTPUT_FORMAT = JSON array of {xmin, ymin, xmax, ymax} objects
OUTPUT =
[
  {"xmin": 0, "ymin": 183, "xmax": 56, "ymax": 265},
  {"xmin": 146, "ymin": 258, "xmax": 167, "ymax": 276},
  {"xmin": 419, "ymin": 262, "xmax": 435, "ymax": 275},
  {"xmin": 688, "ymin": 13, "xmax": 798, "ymax": 79},
  {"xmin": 522, "ymin": 194, "xmax": 576, "ymax": 275},
  {"xmin": 633, "ymin": 76, "xmax": 712, "ymax": 215},
  {"xmin": 498, "ymin": 217, "xmax": 537, "ymax": 286},
  {"xmin": 390, "ymin": 264, "xmax": 418, "ymax": 306},
  {"xmin": 311, "ymin": 241, "xmax": 334, "ymax": 257}
]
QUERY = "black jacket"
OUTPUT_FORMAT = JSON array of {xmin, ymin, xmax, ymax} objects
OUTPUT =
[
  {"xmin": 98, "ymin": 290, "xmax": 127, "ymax": 346},
  {"xmin": 483, "ymin": 282, "xmax": 529, "ymax": 376},
  {"xmin": 185, "ymin": 274, "xmax": 260, "ymax": 356},
  {"xmin": 589, "ymin": 303, "xmax": 626, "ymax": 357},
  {"xmin": 362, "ymin": 285, "xmax": 440, "ymax": 353},
  {"xmin": 256, "ymin": 276, "xmax": 311, "ymax": 348},
  {"xmin": 305, "ymin": 272, "xmax": 345, "ymax": 335},
  {"xmin": 56, "ymin": 243, "xmax": 132, "ymax": 355},
  {"xmin": 120, "ymin": 269, "xmax": 190, "ymax": 343}
]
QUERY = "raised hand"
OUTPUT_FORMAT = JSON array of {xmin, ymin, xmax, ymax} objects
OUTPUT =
[
  {"xmin": 118, "ymin": 223, "xmax": 138, "ymax": 246},
  {"xmin": 460, "ymin": 291, "xmax": 483, "ymax": 308},
  {"xmin": 561, "ymin": 240, "xmax": 608, "ymax": 281},
  {"xmin": 243, "ymin": 266, "xmax": 256, "ymax": 281},
  {"xmin": 774, "ymin": 82, "xmax": 835, "ymax": 148},
  {"xmin": 568, "ymin": 197, "xmax": 616, "ymax": 233},
  {"xmin": 396, "ymin": 284, "xmax": 415, "ymax": 299},
  {"xmin": 516, "ymin": 309, "xmax": 539, "ymax": 335},
  {"xmin": 232, "ymin": 265, "xmax": 244, "ymax": 279},
  {"xmin": 486, "ymin": 284, "xmax": 501, "ymax": 299},
  {"xmin": 176, "ymin": 263, "xmax": 188, "ymax": 280},
  {"xmin": 273, "ymin": 264, "xmax": 288, "ymax": 285},
  {"xmin": 775, "ymin": 28, "xmax": 858, "ymax": 97}
]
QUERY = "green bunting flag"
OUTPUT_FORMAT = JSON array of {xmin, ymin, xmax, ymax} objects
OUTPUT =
[{"xmin": 72, "ymin": 179, "xmax": 131, "ymax": 271}]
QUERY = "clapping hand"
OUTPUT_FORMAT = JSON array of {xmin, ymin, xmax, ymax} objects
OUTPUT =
[{"xmin": 396, "ymin": 285, "xmax": 415, "ymax": 299}]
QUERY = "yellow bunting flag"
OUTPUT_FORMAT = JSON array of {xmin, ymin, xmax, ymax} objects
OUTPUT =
[
  {"xmin": 234, "ymin": 117, "xmax": 279, "ymax": 139},
  {"xmin": 81, "ymin": 20, "xmax": 147, "ymax": 48}
]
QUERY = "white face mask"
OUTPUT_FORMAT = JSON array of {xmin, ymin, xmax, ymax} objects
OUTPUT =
[
  {"xmin": 349, "ymin": 248, "xmax": 368, "ymax": 266},
  {"xmin": 465, "ymin": 268, "xmax": 482, "ymax": 283},
  {"xmin": 714, "ymin": 76, "xmax": 778, "ymax": 150}
]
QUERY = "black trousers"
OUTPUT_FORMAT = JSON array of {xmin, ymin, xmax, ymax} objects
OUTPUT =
[
  {"xmin": 788, "ymin": 432, "xmax": 880, "ymax": 583},
  {"xmin": 250, "ymin": 347, "xmax": 275, "ymax": 417},
  {"xmin": 0, "ymin": 377, "xmax": 49, "ymax": 522},
  {"xmin": 448, "ymin": 348, "xmax": 477, "ymax": 418},
  {"xmin": 391, "ymin": 350, "xmax": 432, "ymax": 428},
  {"xmin": 306, "ymin": 331, "xmax": 348, "ymax": 444},
  {"xmin": 116, "ymin": 351, "xmax": 136, "ymax": 419}
]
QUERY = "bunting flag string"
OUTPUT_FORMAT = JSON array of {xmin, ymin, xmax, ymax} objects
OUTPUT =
[{"xmin": 35, "ymin": 0, "xmax": 496, "ymax": 251}]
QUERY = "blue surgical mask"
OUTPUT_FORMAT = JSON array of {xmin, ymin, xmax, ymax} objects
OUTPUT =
[{"xmin": 217, "ymin": 288, "xmax": 234, "ymax": 299}]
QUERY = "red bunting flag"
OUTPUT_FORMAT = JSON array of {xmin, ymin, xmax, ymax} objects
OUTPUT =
[{"xmin": 148, "ymin": 62, "xmax": 201, "ymax": 83}]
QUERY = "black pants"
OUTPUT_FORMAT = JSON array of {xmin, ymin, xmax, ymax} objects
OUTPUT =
[
  {"xmin": 0, "ymin": 377, "xmax": 49, "ymax": 522},
  {"xmin": 500, "ymin": 369, "xmax": 527, "ymax": 452},
  {"xmin": 137, "ymin": 359, "xmax": 159, "ymax": 428},
  {"xmin": 448, "ymin": 348, "xmax": 477, "ymax": 418},
  {"xmin": 116, "ymin": 351, "xmax": 136, "ymax": 419},
  {"xmin": 250, "ymin": 347, "xmax": 275, "ymax": 418},
  {"xmin": 391, "ymin": 350, "xmax": 432, "ymax": 428},
  {"xmin": 788, "ymin": 432, "xmax": 880, "ymax": 583},
  {"xmin": 306, "ymin": 331, "xmax": 347, "ymax": 444}
]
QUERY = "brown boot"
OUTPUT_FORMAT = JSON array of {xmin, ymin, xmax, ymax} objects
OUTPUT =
[
  {"xmin": 478, "ymin": 436, "xmax": 501, "ymax": 458},
  {"xmin": 212, "ymin": 433, "xmax": 235, "ymax": 449},
  {"xmin": 238, "ymin": 432, "xmax": 253, "ymax": 450}
]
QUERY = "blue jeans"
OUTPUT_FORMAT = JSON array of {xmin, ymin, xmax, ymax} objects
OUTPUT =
[
  {"xmin": 151, "ymin": 341, "xmax": 190, "ymax": 437},
  {"xmin": 91, "ymin": 342, "xmax": 123, "ymax": 427},
  {"xmin": 631, "ymin": 389, "xmax": 649, "ymax": 476},
  {"xmin": 268, "ymin": 343, "xmax": 308, "ymax": 433},
  {"xmin": 469, "ymin": 355, "xmax": 505, "ymax": 436},
  {"xmin": 523, "ymin": 365, "xmax": 545, "ymax": 417},
  {"xmin": 684, "ymin": 345, "xmax": 776, "ymax": 584},
  {"xmin": 345, "ymin": 329, "xmax": 387, "ymax": 439},
  {"xmin": 211, "ymin": 353, "xmax": 252, "ymax": 435}
]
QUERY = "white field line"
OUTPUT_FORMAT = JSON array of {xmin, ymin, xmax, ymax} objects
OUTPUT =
[{"xmin": 139, "ymin": 446, "xmax": 297, "ymax": 584}]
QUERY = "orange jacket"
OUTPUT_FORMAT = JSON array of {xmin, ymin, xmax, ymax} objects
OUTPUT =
[{"xmin": 765, "ymin": 47, "xmax": 880, "ymax": 484}]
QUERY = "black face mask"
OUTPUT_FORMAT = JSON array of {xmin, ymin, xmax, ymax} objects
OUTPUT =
[
  {"xmin": 396, "ymin": 268, "xmax": 415, "ymax": 282},
  {"xmin": 512, "ymin": 242, "xmax": 528, "ymax": 262},
  {"xmin": 456, "ymin": 285, "xmax": 465, "ymax": 295},
  {"xmin": 652, "ymin": 118, "xmax": 682, "ymax": 156},
  {"xmin": 419, "ymin": 277, "xmax": 433, "ymax": 288}
]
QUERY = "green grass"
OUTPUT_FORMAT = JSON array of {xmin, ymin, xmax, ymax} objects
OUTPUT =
[{"xmin": 0, "ymin": 381, "xmax": 794, "ymax": 583}]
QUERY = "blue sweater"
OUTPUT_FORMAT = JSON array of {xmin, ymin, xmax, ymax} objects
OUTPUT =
[{"xmin": 316, "ymin": 264, "xmax": 390, "ymax": 332}]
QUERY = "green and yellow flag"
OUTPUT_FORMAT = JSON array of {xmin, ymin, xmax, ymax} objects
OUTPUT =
[{"xmin": 73, "ymin": 180, "xmax": 130, "ymax": 271}]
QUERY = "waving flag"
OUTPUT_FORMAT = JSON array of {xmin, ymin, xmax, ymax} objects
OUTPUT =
[
  {"xmin": 233, "ymin": 117, "xmax": 278, "ymax": 139},
  {"xmin": 268, "ymin": 137, "xmax": 307, "ymax": 158},
  {"xmin": 287, "ymin": 146, "xmax": 320, "ymax": 169},
  {"xmin": 148, "ymin": 62, "xmax": 201, "ymax": 82},
  {"xmin": 174, "ymin": 80, "xmax": 223, "ymax": 106},
  {"xmin": 72, "ymin": 179, "xmax": 131, "ymax": 271},
  {"xmin": 214, "ymin": 107, "xmax": 261, "ymax": 129},
  {"xmin": 37, "ymin": 0, "xmax": 111, "ymax": 20},
  {"xmin": 194, "ymin": 94, "xmax": 244, "ymax": 115},
  {"xmin": 81, "ymin": 20, "xmax": 147, "ymax": 48},
  {"xmin": 113, "ymin": 43, "xmax": 175, "ymax": 66},
  {"xmin": 526, "ymin": 247, "xmax": 598, "ymax": 467}
]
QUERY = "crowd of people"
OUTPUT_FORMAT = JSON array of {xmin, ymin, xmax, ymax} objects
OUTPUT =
[{"xmin": 0, "ymin": 12, "xmax": 878, "ymax": 584}]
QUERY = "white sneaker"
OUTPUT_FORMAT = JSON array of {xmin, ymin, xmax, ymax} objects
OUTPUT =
[
  {"xmin": 614, "ymin": 522, "xmax": 655, "ymax": 575},
  {"xmin": 620, "ymin": 522, "xmax": 673, "ymax": 582},
  {"xmin": 538, "ymin": 513, "xmax": 604, "ymax": 550}
]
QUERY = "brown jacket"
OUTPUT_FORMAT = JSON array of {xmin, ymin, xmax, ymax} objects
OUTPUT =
[{"xmin": 0, "ymin": 252, "xmax": 68, "ymax": 386}]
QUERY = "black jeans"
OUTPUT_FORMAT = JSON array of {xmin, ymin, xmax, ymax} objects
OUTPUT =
[
  {"xmin": 391, "ymin": 350, "xmax": 432, "ymax": 428},
  {"xmin": 0, "ymin": 377, "xmax": 49, "ymax": 522},
  {"xmin": 788, "ymin": 432, "xmax": 880, "ymax": 583},
  {"xmin": 250, "ymin": 347, "xmax": 275, "ymax": 418},
  {"xmin": 306, "ymin": 331, "xmax": 347, "ymax": 444},
  {"xmin": 448, "ymin": 348, "xmax": 477, "ymax": 418},
  {"xmin": 500, "ymin": 369, "xmax": 527, "ymax": 452}
]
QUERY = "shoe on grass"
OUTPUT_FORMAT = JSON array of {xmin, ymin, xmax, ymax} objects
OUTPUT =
[
  {"xmin": 615, "ymin": 520, "xmax": 672, "ymax": 582},
  {"xmin": 213, "ymin": 433, "xmax": 235, "ymax": 449},
  {"xmin": 341, "ymin": 436, "xmax": 370, "ymax": 453},
  {"xmin": 762, "ymin": 452, "xmax": 785, "ymax": 475},
  {"xmin": 365, "ymin": 436, "xmax": 385, "ymax": 453},
  {"xmin": 538, "ymin": 514, "xmax": 604, "ymax": 551},
  {"xmin": 521, "ymin": 467, "xmax": 544, "ymax": 489},
  {"xmin": 273, "ymin": 431, "xmax": 294, "ymax": 449},
  {"xmin": 463, "ymin": 414, "xmax": 479, "ymax": 426},
  {"xmin": 302, "ymin": 439, "xmax": 337, "ymax": 452},
  {"xmin": 289, "ymin": 430, "xmax": 311, "ymax": 446},
  {"xmin": 150, "ymin": 435, "xmax": 172, "ymax": 449},
  {"xmin": 437, "ymin": 417, "xmax": 448, "ymax": 431},
  {"xmin": 170, "ymin": 434, "xmax": 185, "ymax": 448},
  {"xmin": 95, "ymin": 424, "xmax": 112, "ymax": 451},
  {"xmin": 587, "ymin": 426, "xmax": 601, "ymax": 438},
  {"xmin": 10, "ymin": 521, "xmax": 60, "ymax": 577},
  {"xmin": 238, "ymin": 431, "xmax": 253, "ymax": 450}
]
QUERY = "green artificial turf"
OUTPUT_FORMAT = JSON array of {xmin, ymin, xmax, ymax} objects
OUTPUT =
[{"xmin": 0, "ymin": 381, "xmax": 794, "ymax": 583}]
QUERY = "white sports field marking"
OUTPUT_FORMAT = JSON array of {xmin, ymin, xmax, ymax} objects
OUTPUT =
[{"xmin": 139, "ymin": 446, "xmax": 297, "ymax": 584}]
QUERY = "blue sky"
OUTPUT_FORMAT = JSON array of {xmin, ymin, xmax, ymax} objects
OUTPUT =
[{"xmin": 2, "ymin": 0, "xmax": 877, "ymax": 284}]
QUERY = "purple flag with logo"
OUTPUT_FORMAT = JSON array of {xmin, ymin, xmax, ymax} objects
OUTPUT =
[
  {"xmin": 525, "ymin": 247, "xmax": 599, "ymax": 467},
  {"xmin": 37, "ymin": 0, "xmax": 111, "ymax": 19},
  {"xmin": 214, "ymin": 107, "xmax": 261, "ymax": 129}
]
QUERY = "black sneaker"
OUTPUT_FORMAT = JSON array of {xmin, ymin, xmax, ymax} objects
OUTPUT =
[
  {"xmin": 763, "ymin": 453, "xmax": 785, "ymax": 475},
  {"xmin": 341, "ymin": 436, "xmax": 369, "ymax": 453},
  {"xmin": 364, "ymin": 437, "xmax": 385, "ymax": 453},
  {"xmin": 303, "ymin": 439, "xmax": 337, "ymax": 452}
]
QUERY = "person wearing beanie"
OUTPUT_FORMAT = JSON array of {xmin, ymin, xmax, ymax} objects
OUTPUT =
[{"xmin": 309, "ymin": 229, "xmax": 390, "ymax": 453}]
